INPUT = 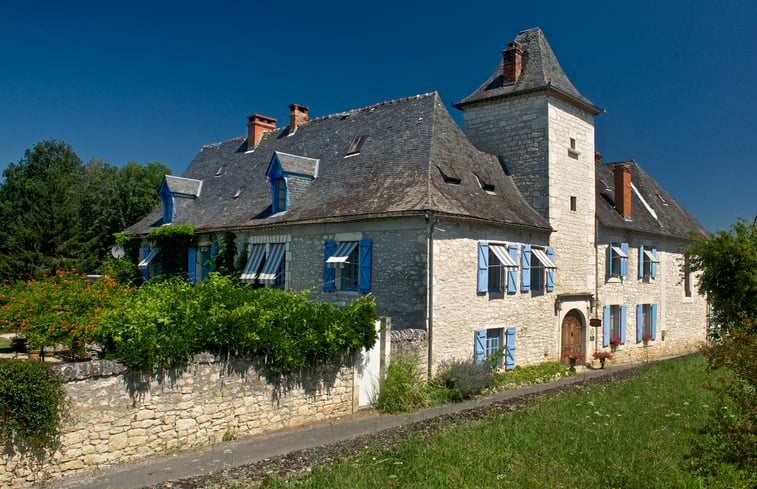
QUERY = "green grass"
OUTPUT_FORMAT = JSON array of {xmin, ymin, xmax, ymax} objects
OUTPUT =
[{"xmin": 261, "ymin": 355, "xmax": 750, "ymax": 488}]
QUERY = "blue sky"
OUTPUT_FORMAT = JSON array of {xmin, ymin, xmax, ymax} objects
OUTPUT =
[{"xmin": 1, "ymin": 0, "xmax": 755, "ymax": 232}]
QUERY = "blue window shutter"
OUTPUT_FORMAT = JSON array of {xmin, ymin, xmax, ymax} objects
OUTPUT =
[
  {"xmin": 505, "ymin": 327, "xmax": 516, "ymax": 370},
  {"xmin": 323, "ymin": 241, "xmax": 336, "ymax": 292},
  {"xmin": 210, "ymin": 243, "xmax": 218, "ymax": 272},
  {"xmin": 636, "ymin": 304, "xmax": 643, "ymax": 343},
  {"xmin": 651, "ymin": 246, "xmax": 658, "ymax": 279},
  {"xmin": 620, "ymin": 242, "xmax": 629, "ymax": 277},
  {"xmin": 142, "ymin": 244, "xmax": 150, "ymax": 283},
  {"xmin": 603, "ymin": 306, "xmax": 610, "ymax": 347},
  {"xmin": 546, "ymin": 247, "xmax": 555, "ymax": 292},
  {"xmin": 474, "ymin": 329, "xmax": 486, "ymax": 365},
  {"xmin": 638, "ymin": 245, "xmax": 645, "ymax": 278},
  {"xmin": 507, "ymin": 244, "xmax": 518, "ymax": 294},
  {"xmin": 477, "ymin": 242, "xmax": 488, "ymax": 293},
  {"xmin": 359, "ymin": 239, "xmax": 372, "ymax": 293},
  {"xmin": 521, "ymin": 245, "xmax": 531, "ymax": 292},
  {"xmin": 187, "ymin": 247, "xmax": 197, "ymax": 284},
  {"xmin": 620, "ymin": 305, "xmax": 627, "ymax": 344},
  {"xmin": 651, "ymin": 304, "xmax": 658, "ymax": 340}
]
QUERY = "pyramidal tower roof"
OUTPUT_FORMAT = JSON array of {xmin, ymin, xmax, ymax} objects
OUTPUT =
[{"xmin": 455, "ymin": 28, "xmax": 601, "ymax": 114}]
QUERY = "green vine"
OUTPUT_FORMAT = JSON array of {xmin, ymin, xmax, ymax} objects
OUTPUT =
[
  {"xmin": 146, "ymin": 225, "xmax": 196, "ymax": 279},
  {"xmin": 0, "ymin": 359, "xmax": 65, "ymax": 458}
]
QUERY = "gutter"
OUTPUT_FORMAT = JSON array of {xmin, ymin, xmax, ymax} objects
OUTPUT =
[{"xmin": 426, "ymin": 214, "xmax": 439, "ymax": 377}]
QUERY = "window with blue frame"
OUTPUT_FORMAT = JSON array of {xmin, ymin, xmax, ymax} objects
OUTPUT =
[
  {"xmin": 636, "ymin": 303, "xmax": 658, "ymax": 342},
  {"xmin": 239, "ymin": 243, "xmax": 286, "ymax": 288},
  {"xmin": 603, "ymin": 304, "xmax": 627, "ymax": 346},
  {"xmin": 199, "ymin": 244, "xmax": 217, "ymax": 281},
  {"xmin": 609, "ymin": 242, "xmax": 629, "ymax": 278},
  {"xmin": 638, "ymin": 245, "xmax": 658, "ymax": 279},
  {"xmin": 477, "ymin": 242, "xmax": 518, "ymax": 294},
  {"xmin": 474, "ymin": 327, "xmax": 516, "ymax": 370},
  {"xmin": 275, "ymin": 177, "xmax": 287, "ymax": 212},
  {"xmin": 323, "ymin": 240, "xmax": 372, "ymax": 293}
]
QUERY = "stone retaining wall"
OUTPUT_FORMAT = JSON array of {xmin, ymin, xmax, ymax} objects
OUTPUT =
[{"xmin": 1, "ymin": 354, "xmax": 356, "ymax": 488}]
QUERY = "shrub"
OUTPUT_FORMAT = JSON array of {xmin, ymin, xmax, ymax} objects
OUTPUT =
[
  {"xmin": 433, "ymin": 358, "xmax": 492, "ymax": 402},
  {"xmin": 492, "ymin": 361, "xmax": 569, "ymax": 389},
  {"xmin": 377, "ymin": 354, "xmax": 428, "ymax": 413},
  {"xmin": 0, "ymin": 359, "xmax": 65, "ymax": 456}
]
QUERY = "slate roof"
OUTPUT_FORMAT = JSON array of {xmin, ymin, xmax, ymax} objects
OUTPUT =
[
  {"xmin": 455, "ymin": 28, "xmax": 601, "ymax": 114},
  {"xmin": 163, "ymin": 175, "xmax": 203, "ymax": 197},
  {"xmin": 596, "ymin": 161, "xmax": 709, "ymax": 240},
  {"xmin": 274, "ymin": 152, "xmax": 319, "ymax": 177},
  {"xmin": 127, "ymin": 92, "xmax": 550, "ymax": 235}
]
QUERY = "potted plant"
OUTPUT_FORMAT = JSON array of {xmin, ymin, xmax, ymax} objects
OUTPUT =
[
  {"xmin": 593, "ymin": 351, "xmax": 613, "ymax": 369},
  {"xmin": 642, "ymin": 332, "xmax": 653, "ymax": 346},
  {"xmin": 567, "ymin": 352, "xmax": 584, "ymax": 372},
  {"xmin": 609, "ymin": 336, "xmax": 621, "ymax": 352}
]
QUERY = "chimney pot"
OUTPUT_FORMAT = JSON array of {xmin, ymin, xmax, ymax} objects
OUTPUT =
[
  {"xmin": 502, "ymin": 41, "xmax": 524, "ymax": 85},
  {"xmin": 247, "ymin": 114, "xmax": 277, "ymax": 149},
  {"xmin": 613, "ymin": 163, "xmax": 633, "ymax": 220},
  {"xmin": 289, "ymin": 104, "xmax": 309, "ymax": 132},
  {"xmin": 595, "ymin": 152, "xmax": 602, "ymax": 164}
]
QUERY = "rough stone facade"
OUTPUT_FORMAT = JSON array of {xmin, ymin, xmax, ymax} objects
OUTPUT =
[{"xmin": 1, "ymin": 356, "xmax": 356, "ymax": 488}]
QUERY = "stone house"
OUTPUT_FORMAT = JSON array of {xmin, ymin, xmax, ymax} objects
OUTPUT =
[{"xmin": 127, "ymin": 28, "xmax": 708, "ymax": 372}]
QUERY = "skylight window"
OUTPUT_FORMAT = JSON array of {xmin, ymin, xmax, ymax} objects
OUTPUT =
[
  {"xmin": 474, "ymin": 174, "xmax": 496, "ymax": 194},
  {"xmin": 346, "ymin": 135, "xmax": 367, "ymax": 156},
  {"xmin": 657, "ymin": 193, "xmax": 669, "ymax": 206},
  {"xmin": 215, "ymin": 165, "xmax": 226, "ymax": 177},
  {"xmin": 233, "ymin": 187, "xmax": 244, "ymax": 199},
  {"xmin": 437, "ymin": 166, "xmax": 461, "ymax": 185}
]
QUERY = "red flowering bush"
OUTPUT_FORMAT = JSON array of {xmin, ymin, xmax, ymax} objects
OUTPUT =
[
  {"xmin": 610, "ymin": 336, "xmax": 622, "ymax": 346},
  {"xmin": 568, "ymin": 352, "xmax": 584, "ymax": 360},
  {"xmin": 0, "ymin": 272, "xmax": 130, "ymax": 357},
  {"xmin": 642, "ymin": 333, "xmax": 653, "ymax": 341},
  {"xmin": 593, "ymin": 351, "xmax": 613, "ymax": 360}
]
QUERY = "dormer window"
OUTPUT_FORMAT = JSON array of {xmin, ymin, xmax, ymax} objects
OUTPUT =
[
  {"xmin": 159, "ymin": 175, "xmax": 202, "ymax": 224},
  {"xmin": 266, "ymin": 151, "xmax": 319, "ymax": 215},
  {"xmin": 474, "ymin": 174, "xmax": 496, "ymax": 194},
  {"xmin": 215, "ymin": 166, "xmax": 226, "ymax": 177},
  {"xmin": 346, "ymin": 135, "xmax": 367, "ymax": 156},
  {"xmin": 233, "ymin": 187, "xmax": 244, "ymax": 199}
]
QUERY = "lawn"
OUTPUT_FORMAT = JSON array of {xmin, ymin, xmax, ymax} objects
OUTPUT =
[{"xmin": 262, "ymin": 355, "xmax": 748, "ymax": 488}]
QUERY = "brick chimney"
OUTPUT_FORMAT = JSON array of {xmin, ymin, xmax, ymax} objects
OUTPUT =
[
  {"xmin": 289, "ymin": 104, "xmax": 309, "ymax": 132},
  {"xmin": 247, "ymin": 114, "xmax": 277, "ymax": 149},
  {"xmin": 595, "ymin": 152, "xmax": 602, "ymax": 164},
  {"xmin": 613, "ymin": 163, "xmax": 632, "ymax": 220},
  {"xmin": 502, "ymin": 42, "xmax": 524, "ymax": 84}
]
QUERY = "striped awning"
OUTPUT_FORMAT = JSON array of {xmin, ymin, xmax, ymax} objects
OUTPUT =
[
  {"xmin": 240, "ymin": 244, "xmax": 266, "ymax": 283},
  {"xmin": 532, "ymin": 248, "xmax": 557, "ymax": 269},
  {"xmin": 643, "ymin": 249, "xmax": 659, "ymax": 263},
  {"xmin": 259, "ymin": 244, "xmax": 286, "ymax": 283},
  {"xmin": 138, "ymin": 248, "xmax": 160, "ymax": 270},
  {"xmin": 326, "ymin": 241, "xmax": 358, "ymax": 268},
  {"xmin": 611, "ymin": 245, "xmax": 628, "ymax": 258},
  {"xmin": 489, "ymin": 244, "xmax": 518, "ymax": 268}
]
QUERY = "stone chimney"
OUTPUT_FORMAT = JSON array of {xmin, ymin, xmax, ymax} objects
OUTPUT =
[
  {"xmin": 502, "ymin": 42, "xmax": 524, "ymax": 84},
  {"xmin": 247, "ymin": 114, "xmax": 277, "ymax": 149},
  {"xmin": 289, "ymin": 104, "xmax": 309, "ymax": 132},
  {"xmin": 613, "ymin": 163, "xmax": 632, "ymax": 220}
]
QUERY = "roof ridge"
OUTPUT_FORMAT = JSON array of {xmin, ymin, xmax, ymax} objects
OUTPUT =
[{"xmin": 309, "ymin": 92, "xmax": 438, "ymax": 123}]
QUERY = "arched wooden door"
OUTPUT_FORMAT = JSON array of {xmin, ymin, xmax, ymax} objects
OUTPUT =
[{"xmin": 561, "ymin": 310, "xmax": 584, "ymax": 365}]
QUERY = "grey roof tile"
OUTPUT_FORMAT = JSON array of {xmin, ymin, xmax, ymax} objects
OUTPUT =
[
  {"xmin": 455, "ymin": 28, "xmax": 601, "ymax": 114},
  {"xmin": 126, "ymin": 93, "xmax": 551, "ymax": 235},
  {"xmin": 596, "ymin": 160, "xmax": 709, "ymax": 239}
]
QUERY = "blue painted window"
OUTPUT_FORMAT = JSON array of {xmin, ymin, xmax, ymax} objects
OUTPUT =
[
  {"xmin": 504, "ymin": 327, "xmax": 516, "ymax": 370},
  {"xmin": 187, "ymin": 247, "xmax": 197, "ymax": 284},
  {"xmin": 637, "ymin": 303, "xmax": 657, "ymax": 341},
  {"xmin": 604, "ymin": 304, "xmax": 626, "ymax": 346},
  {"xmin": 609, "ymin": 242, "xmax": 629, "ymax": 278},
  {"xmin": 324, "ymin": 240, "xmax": 372, "ymax": 293},
  {"xmin": 478, "ymin": 242, "xmax": 519, "ymax": 294},
  {"xmin": 521, "ymin": 245, "xmax": 531, "ymax": 292},
  {"xmin": 275, "ymin": 177, "xmax": 287, "ymax": 212},
  {"xmin": 639, "ymin": 245, "xmax": 659, "ymax": 279},
  {"xmin": 488, "ymin": 248, "xmax": 504, "ymax": 292},
  {"xmin": 474, "ymin": 328, "xmax": 503, "ymax": 366}
]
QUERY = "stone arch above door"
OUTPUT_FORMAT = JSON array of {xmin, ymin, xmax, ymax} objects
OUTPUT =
[{"xmin": 561, "ymin": 309, "xmax": 585, "ymax": 365}]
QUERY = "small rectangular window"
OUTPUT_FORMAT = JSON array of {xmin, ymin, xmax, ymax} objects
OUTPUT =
[
  {"xmin": 346, "ymin": 135, "xmax": 367, "ymax": 156},
  {"xmin": 570, "ymin": 196, "xmax": 577, "ymax": 211},
  {"xmin": 570, "ymin": 137, "xmax": 576, "ymax": 150}
]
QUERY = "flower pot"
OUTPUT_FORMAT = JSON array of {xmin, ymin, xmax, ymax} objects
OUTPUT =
[
  {"xmin": 599, "ymin": 358, "xmax": 606, "ymax": 369},
  {"xmin": 610, "ymin": 344, "xmax": 617, "ymax": 353}
]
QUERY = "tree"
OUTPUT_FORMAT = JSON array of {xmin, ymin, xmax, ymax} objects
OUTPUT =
[
  {"xmin": 0, "ymin": 140, "xmax": 169, "ymax": 281},
  {"xmin": 0, "ymin": 140, "xmax": 84, "ymax": 279},
  {"xmin": 687, "ymin": 219, "xmax": 757, "ymax": 477}
]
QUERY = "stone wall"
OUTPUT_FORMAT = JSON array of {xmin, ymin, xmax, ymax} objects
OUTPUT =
[{"xmin": 1, "ymin": 355, "xmax": 356, "ymax": 488}]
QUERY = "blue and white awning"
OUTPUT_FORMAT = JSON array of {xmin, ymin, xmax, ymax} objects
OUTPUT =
[
  {"xmin": 259, "ymin": 244, "xmax": 286, "ymax": 283},
  {"xmin": 532, "ymin": 248, "xmax": 557, "ymax": 269},
  {"xmin": 138, "ymin": 248, "xmax": 160, "ymax": 270},
  {"xmin": 489, "ymin": 244, "xmax": 518, "ymax": 268},
  {"xmin": 240, "ymin": 244, "xmax": 266, "ymax": 283},
  {"xmin": 326, "ymin": 241, "xmax": 358, "ymax": 268}
]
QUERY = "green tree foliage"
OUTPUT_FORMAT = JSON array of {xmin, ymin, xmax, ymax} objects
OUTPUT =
[
  {"xmin": 687, "ymin": 219, "xmax": 757, "ymax": 474},
  {"xmin": 0, "ymin": 140, "xmax": 169, "ymax": 280}
]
